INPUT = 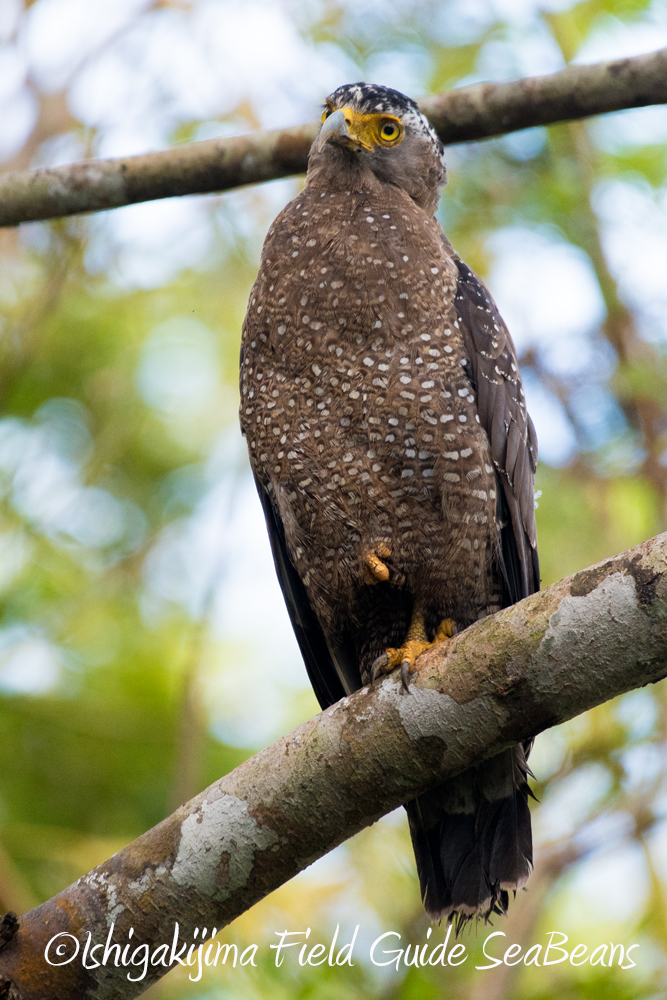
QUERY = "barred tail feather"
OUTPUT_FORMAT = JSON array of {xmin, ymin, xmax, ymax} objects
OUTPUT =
[{"xmin": 406, "ymin": 743, "xmax": 533, "ymax": 925}]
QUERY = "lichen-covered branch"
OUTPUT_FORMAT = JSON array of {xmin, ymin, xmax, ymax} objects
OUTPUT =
[
  {"xmin": 2, "ymin": 533, "xmax": 667, "ymax": 999},
  {"xmin": 1, "ymin": 46, "xmax": 667, "ymax": 228}
]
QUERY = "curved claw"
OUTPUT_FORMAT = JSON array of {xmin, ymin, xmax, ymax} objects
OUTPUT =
[
  {"xmin": 371, "ymin": 653, "xmax": 389, "ymax": 684},
  {"xmin": 400, "ymin": 660, "xmax": 411, "ymax": 693}
]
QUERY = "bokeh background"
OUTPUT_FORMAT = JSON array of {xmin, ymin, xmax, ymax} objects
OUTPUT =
[{"xmin": 1, "ymin": 0, "xmax": 667, "ymax": 997}]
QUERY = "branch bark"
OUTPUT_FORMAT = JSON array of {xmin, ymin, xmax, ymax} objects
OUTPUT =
[
  {"xmin": 1, "ymin": 46, "xmax": 667, "ymax": 228},
  {"xmin": 1, "ymin": 532, "xmax": 667, "ymax": 999}
]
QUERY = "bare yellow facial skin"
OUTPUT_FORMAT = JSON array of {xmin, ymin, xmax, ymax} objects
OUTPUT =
[{"xmin": 321, "ymin": 104, "xmax": 404, "ymax": 150}]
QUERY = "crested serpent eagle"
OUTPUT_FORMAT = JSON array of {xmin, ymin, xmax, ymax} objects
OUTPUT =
[{"xmin": 239, "ymin": 82, "xmax": 539, "ymax": 924}]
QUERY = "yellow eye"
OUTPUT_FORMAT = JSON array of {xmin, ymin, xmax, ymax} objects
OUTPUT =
[
  {"xmin": 379, "ymin": 120, "xmax": 401, "ymax": 142},
  {"xmin": 322, "ymin": 105, "xmax": 333, "ymax": 123}
]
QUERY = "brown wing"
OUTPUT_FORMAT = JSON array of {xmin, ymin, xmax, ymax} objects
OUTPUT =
[
  {"xmin": 405, "ymin": 257, "xmax": 538, "ymax": 923},
  {"xmin": 454, "ymin": 257, "xmax": 539, "ymax": 603},
  {"xmin": 253, "ymin": 474, "xmax": 361, "ymax": 709}
]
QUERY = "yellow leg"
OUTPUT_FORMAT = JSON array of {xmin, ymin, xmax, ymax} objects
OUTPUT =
[{"xmin": 372, "ymin": 611, "xmax": 455, "ymax": 691}]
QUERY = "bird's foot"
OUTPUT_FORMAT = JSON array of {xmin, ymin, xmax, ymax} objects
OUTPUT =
[
  {"xmin": 363, "ymin": 544, "xmax": 393, "ymax": 585},
  {"xmin": 371, "ymin": 618, "xmax": 455, "ymax": 692}
]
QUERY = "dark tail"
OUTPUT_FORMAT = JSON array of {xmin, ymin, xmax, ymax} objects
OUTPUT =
[{"xmin": 406, "ymin": 743, "xmax": 533, "ymax": 925}]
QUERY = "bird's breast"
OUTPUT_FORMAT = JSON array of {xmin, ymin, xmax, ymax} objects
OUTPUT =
[{"xmin": 240, "ymin": 186, "xmax": 499, "ymax": 603}]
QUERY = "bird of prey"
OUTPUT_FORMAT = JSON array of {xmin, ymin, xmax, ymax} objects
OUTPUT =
[{"xmin": 240, "ymin": 82, "xmax": 539, "ymax": 924}]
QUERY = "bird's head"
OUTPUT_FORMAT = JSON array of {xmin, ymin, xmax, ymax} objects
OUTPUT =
[{"xmin": 309, "ymin": 82, "xmax": 446, "ymax": 214}]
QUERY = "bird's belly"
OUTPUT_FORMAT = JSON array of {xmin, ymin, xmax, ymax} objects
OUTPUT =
[
  {"xmin": 301, "ymin": 464, "xmax": 495, "ymax": 589},
  {"xmin": 258, "ymin": 387, "xmax": 499, "ymax": 623}
]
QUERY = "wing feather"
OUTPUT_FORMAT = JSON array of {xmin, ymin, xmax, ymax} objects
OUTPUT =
[
  {"xmin": 506, "ymin": 419, "xmax": 522, "ymax": 486},
  {"xmin": 454, "ymin": 257, "xmax": 539, "ymax": 602},
  {"xmin": 253, "ymin": 474, "xmax": 359, "ymax": 709}
]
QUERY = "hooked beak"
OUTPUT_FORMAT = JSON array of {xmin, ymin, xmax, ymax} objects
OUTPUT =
[
  {"xmin": 317, "ymin": 109, "xmax": 350, "ymax": 152},
  {"xmin": 317, "ymin": 107, "xmax": 375, "ymax": 153}
]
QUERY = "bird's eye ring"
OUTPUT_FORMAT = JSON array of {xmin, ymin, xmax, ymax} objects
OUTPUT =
[
  {"xmin": 321, "ymin": 105, "xmax": 334, "ymax": 123},
  {"xmin": 379, "ymin": 120, "xmax": 401, "ymax": 142}
]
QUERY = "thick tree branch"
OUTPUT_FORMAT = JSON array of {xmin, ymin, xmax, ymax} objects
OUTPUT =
[
  {"xmin": 1, "ymin": 532, "xmax": 667, "ymax": 998},
  {"xmin": 1, "ymin": 47, "xmax": 667, "ymax": 228}
]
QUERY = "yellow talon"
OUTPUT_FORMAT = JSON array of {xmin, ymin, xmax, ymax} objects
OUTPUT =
[
  {"xmin": 364, "ymin": 549, "xmax": 391, "ymax": 584},
  {"xmin": 371, "ymin": 612, "xmax": 455, "ymax": 689},
  {"xmin": 434, "ymin": 618, "xmax": 455, "ymax": 642}
]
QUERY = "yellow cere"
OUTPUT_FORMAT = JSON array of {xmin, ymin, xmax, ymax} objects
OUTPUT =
[{"xmin": 323, "ymin": 104, "xmax": 404, "ymax": 149}]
